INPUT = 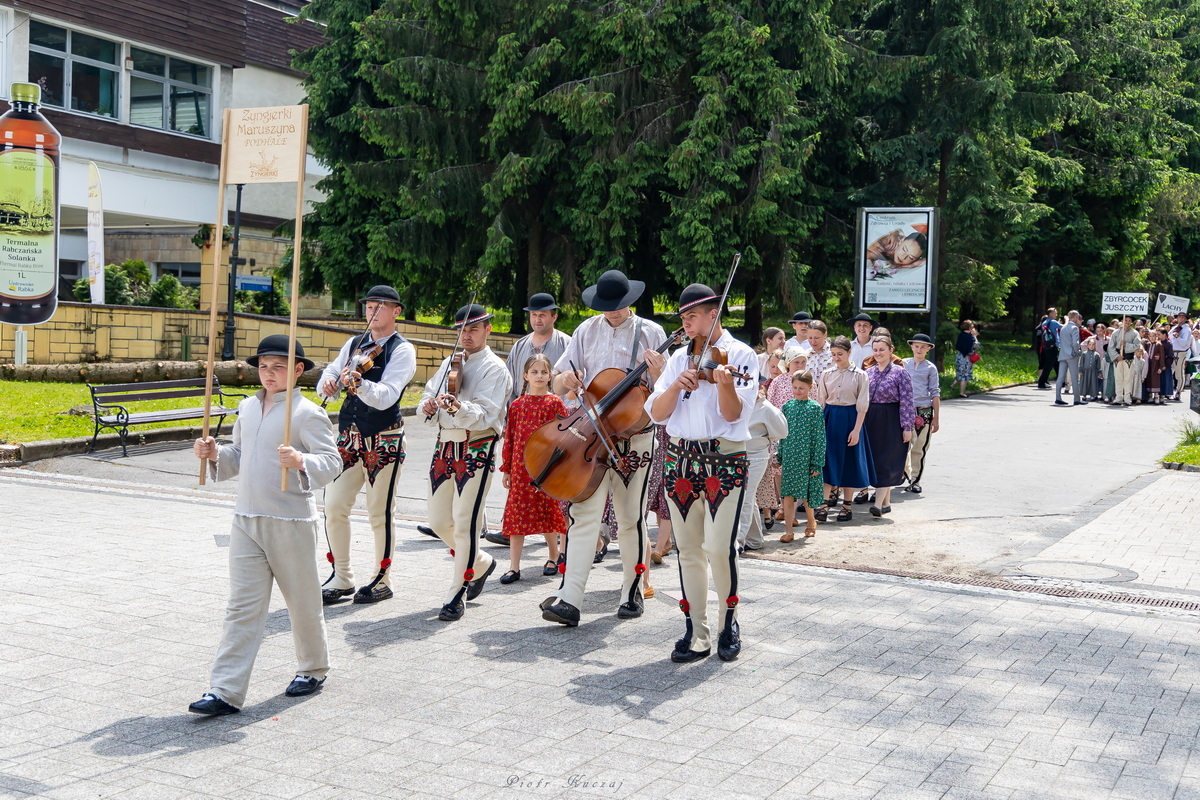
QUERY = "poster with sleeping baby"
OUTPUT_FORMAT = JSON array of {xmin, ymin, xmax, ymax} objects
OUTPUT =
[{"xmin": 855, "ymin": 208, "xmax": 937, "ymax": 312}]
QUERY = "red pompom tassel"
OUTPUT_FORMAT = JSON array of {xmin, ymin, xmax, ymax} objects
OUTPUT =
[
  {"xmin": 450, "ymin": 549, "xmax": 455, "ymax": 557},
  {"xmin": 727, "ymin": 595, "xmax": 739, "ymax": 607},
  {"xmin": 381, "ymin": 558, "xmax": 392, "ymax": 570},
  {"xmin": 679, "ymin": 599, "xmax": 690, "ymax": 613},
  {"xmin": 326, "ymin": 552, "xmax": 334, "ymax": 564},
  {"xmin": 558, "ymin": 562, "xmax": 566, "ymax": 574},
  {"xmin": 464, "ymin": 569, "xmax": 475, "ymax": 581},
  {"xmin": 635, "ymin": 563, "xmax": 646, "ymax": 575}
]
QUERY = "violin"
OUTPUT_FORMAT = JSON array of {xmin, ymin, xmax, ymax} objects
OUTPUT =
[
  {"xmin": 343, "ymin": 340, "xmax": 385, "ymax": 395},
  {"xmin": 437, "ymin": 351, "xmax": 466, "ymax": 412},
  {"xmin": 687, "ymin": 337, "xmax": 754, "ymax": 384}
]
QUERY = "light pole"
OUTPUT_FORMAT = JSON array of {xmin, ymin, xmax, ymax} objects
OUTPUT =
[{"xmin": 221, "ymin": 183, "xmax": 246, "ymax": 361}]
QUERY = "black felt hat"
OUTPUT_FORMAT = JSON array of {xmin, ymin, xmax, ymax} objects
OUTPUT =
[
  {"xmin": 523, "ymin": 293, "xmax": 560, "ymax": 312},
  {"xmin": 906, "ymin": 333, "xmax": 934, "ymax": 348},
  {"xmin": 246, "ymin": 334, "xmax": 315, "ymax": 371},
  {"xmin": 846, "ymin": 312, "xmax": 877, "ymax": 327},
  {"xmin": 359, "ymin": 285, "xmax": 404, "ymax": 307},
  {"xmin": 581, "ymin": 270, "xmax": 645, "ymax": 312},
  {"xmin": 678, "ymin": 283, "xmax": 720, "ymax": 314},
  {"xmin": 790, "ymin": 311, "xmax": 812, "ymax": 323},
  {"xmin": 454, "ymin": 303, "xmax": 494, "ymax": 328}
]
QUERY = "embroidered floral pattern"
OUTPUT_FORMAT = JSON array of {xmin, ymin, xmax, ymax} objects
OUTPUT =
[
  {"xmin": 611, "ymin": 440, "xmax": 652, "ymax": 487},
  {"xmin": 337, "ymin": 428, "xmax": 406, "ymax": 485},
  {"xmin": 664, "ymin": 442, "xmax": 748, "ymax": 521},
  {"xmin": 430, "ymin": 435, "xmax": 497, "ymax": 495}
]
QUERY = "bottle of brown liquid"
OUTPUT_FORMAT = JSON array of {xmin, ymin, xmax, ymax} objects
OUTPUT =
[{"xmin": 0, "ymin": 82, "xmax": 61, "ymax": 325}]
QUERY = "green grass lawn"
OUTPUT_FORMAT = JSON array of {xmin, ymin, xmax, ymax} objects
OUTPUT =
[
  {"xmin": 931, "ymin": 335, "xmax": 1039, "ymax": 399},
  {"xmin": 1164, "ymin": 418, "xmax": 1200, "ymax": 466},
  {"xmin": 0, "ymin": 381, "xmax": 425, "ymax": 445}
]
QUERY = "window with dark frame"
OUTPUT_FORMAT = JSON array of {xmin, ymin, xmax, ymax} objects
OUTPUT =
[
  {"xmin": 28, "ymin": 21, "xmax": 119, "ymax": 118},
  {"xmin": 156, "ymin": 262, "xmax": 202, "ymax": 287},
  {"xmin": 26, "ymin": 20, "xmax": 214, "ymax": 139}
]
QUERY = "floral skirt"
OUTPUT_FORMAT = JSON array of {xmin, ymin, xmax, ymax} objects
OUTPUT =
[{"xmin": 955, "ymin": 352, "xmax": 974, "ymax": 382}]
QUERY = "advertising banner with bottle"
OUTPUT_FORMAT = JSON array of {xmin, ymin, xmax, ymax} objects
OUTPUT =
[
  {"xmin": 0, "ymin": 82, "xmax": 60, "ymax": 326},
  {"xmin": 87, "ymin": 162, "xmax": 104, "ymax": 305}
]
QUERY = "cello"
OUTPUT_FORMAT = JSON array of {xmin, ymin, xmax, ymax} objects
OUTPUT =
[{"xmin": 524, "ymin": 328, "xmax": 685, "ymax": 503}]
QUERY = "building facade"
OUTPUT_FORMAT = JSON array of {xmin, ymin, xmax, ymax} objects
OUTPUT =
[{"xmin": 0, "ymin": 0, "xmax": 326, "ymax": 309}]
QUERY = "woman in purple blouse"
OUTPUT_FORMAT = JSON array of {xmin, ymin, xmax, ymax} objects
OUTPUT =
[{"xmin": 864, "ymin": 336, "xmax": 915, "ymax": 516}]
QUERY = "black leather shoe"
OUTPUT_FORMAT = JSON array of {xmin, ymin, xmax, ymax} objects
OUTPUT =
[
  {"xmin": 285, "ymin": 675, "xmax": 325, "ymax": 697},
  {"xmin": 416, "ymin": 524, "xmax": 438, "ymax": 538},
  {"xmin": 593, "ymin": 543, "xmax": 608, "ymax": 563},
  {"xmin": 718, "ymin": 621, "xmax": 742, "ymax": 662},
  {"xmin": 671, "ymin": 647, "xmax": 711, "ymax": 663},
  {"xmin": 353, "ymin": 585, "xmax": 393, "ymax": 604},
  {"xmin": 542, "ymin": 559, "xmax": 558, "ymax": 577},
  {"xmin": 438, "ymin": 599, "xmax": 465, "ymax": 621},
  {"xmin": 465, "ymin": 560, "xmax": 496, "ymax": 601},
  {"xmin": 542, "ymin": 599, "xmax": 580, "ymax": 627},
  {"xmin": 188, "ymin": 693, "xmax": 240, "ymax": 716},
  {"xmin": 321, "ymin": 587, "xmax": 354, "ymax": 604},
  {"xmin": 617, "ymin": 593, "xmax": 644, "ymax": 619},
  {"xmin": 869, "ymin": 505, "xmax": 882, "ymax": 518},
  {"xmin": 500, "ymin": 569, "xmax": 521, "ymax": 584},
  {"xmin": 483, "ymin": 531, "xmax": 508, "ymax": 546}
]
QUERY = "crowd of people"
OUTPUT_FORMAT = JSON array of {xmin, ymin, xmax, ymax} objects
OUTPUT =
[
  {"xmin": 186, "ymin": 279, "xmax": 1197, "ymax": 713},
  {"xmin": 1033, "ymin": 308, "xmax": 1198, "ymax": 407}
]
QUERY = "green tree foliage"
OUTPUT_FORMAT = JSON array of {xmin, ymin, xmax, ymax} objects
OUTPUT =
[
  {"xmin": 146, "ymin": 274, "xmax": 184, "ymax": 308},
  {"xmin": 296, "ymin": 0, "xmax": 1200, "ymax": 331}
]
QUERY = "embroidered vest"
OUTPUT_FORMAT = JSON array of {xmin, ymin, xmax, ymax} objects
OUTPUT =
[{"xmin": 339, "ymin": 333, "xmax": 406, "ymax": 436}]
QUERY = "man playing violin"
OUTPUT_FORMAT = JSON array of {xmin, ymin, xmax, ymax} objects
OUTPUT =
[
  {"xmin": 419, "ymin": 303, "xmax": 513, "ymax": 621},
  {"xmin": 541, "ymin": 269, "xmax": 667, "ymax": 628},
  {"xmin": 317, "ymin": 285, "xmax": 416, "ymax": 604},
  {"xmin": 647, "ymin": 283, "xmax": 758, "ymax": 663}
]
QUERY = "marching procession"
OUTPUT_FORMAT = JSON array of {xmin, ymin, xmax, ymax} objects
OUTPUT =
[{"xmin": 185, "ymin": 264, "xmax": 940, "ymax": 716}]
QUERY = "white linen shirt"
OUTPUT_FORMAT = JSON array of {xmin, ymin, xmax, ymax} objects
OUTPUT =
[
  {"xmin": 554, "ymin": 313, "xmax": 667, "ymax": 385},
  {"xmin": 646, "ymin": 330, "xmax": 759, "ymax": 442},
  {"xmin": 317, "ymin": 332, "xmax": 417, "ymax": 409},
  {"xmin": 849, "ymin": 337, "xmax": 874, "ymax": 370},
  {"xmin": 1168, "ymin": 325, "xmax": 1193, "ymax": 356},
  {"xmin": 784, "ymin": 336, "xmax": 813, "ymax": 352},
  {"xmin": 422, "ymin": 346, "xmax": 513, "ymax": 434},
  {"xmin": 210, "ymin": 391, "xmax": 343, "ymax": 521}
]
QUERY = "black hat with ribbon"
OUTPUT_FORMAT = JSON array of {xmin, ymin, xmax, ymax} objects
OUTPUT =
[
  {"xmin": 846, "ymin": 312, "xmax": 877, "ymax": 327},
  {"xmin": 246, "ymin": 334, "xmax": 315, "ymax": 371},
  {"xmin": 523, "ymin": 293, "xmax": 560, "ymax": 312},
  {"xmin": 581, "ymin": 270, "xmax": 645, "ymax": 312},
  {"xmin": 906, "ymin": 333, "xmax": 934, "ymax": 348},
  {"xmin": 677, "ymin": 283, "xmax": 721, "ymax": 314},
  {"xmin": 790, "ymin": 311, "xmax": 812, "ymax": 323},
  {"xmin": 359, "ymin": 285, "xmax": 404, "ymax": 308},
  {"xmin": 454, "ymin": 303, "xmax": 494, "ymax": 328}
]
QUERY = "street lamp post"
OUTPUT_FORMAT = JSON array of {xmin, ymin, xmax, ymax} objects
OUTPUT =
[{"xmin": 221, "ymin": 183, "xmax": 246, "ymax": 361}]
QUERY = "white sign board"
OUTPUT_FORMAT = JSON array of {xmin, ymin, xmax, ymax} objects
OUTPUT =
[
  {"xmin": 855, "ymin": 207, "xmax": 936, "ymax": 312},
  {"xmin": 1155, "ymin": 292, "xmax": 1189, "ymax": 316},
  {"xmin": 1101, "ymin": 292, "xmax": 1149, "ymax": 316},
  {"xmin": 86, "ymin": 162, "xmax": 104, "ymax": 304},
  {"xmin": 225, "ymin": 106, "xmax": 305, "ymax": 184}
]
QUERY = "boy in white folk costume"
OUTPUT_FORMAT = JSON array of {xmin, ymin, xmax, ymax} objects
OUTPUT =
[
  {"xmin": 420, "ymin": 304, "xmax": 513, "ymax": 621},
  {"xmin": 647, "ymin": 284, "xmax": 758, "ymax": 662},
  {"xmin": 189, "ymin": 336, "xmax": 342, "ymax": 716}
]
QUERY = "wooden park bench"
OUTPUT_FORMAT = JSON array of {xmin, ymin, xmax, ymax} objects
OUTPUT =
[{"xmin": 87, "ymin": 378, "xmax": 248, "ymax": 457}]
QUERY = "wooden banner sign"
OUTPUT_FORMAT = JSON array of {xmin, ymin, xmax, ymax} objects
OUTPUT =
[
  {"xmin": 225, "ymin": 105, "xmax": 305, "ymax": 184},
  {"xmin": 199, "ymin": 104, "xmax": 310, "ymax": 488}
]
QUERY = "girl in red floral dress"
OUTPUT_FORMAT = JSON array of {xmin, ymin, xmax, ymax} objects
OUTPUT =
[{"xmin": 499, "ymin": 354, "xmax": 567, "ymax": 583}]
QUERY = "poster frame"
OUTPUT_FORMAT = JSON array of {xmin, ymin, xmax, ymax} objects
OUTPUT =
[{"xmin": 854, "ymin": 207, "xmax": 937, "ymax": 313}]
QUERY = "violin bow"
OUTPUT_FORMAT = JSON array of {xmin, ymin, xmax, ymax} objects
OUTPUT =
[
  {"xmin": 568, "ymin": 359, "xmax": 623, "ymax": 470},
  {"xmin": 425, "ymin": 289, "xmax": 477, "ymax": 421},
  {"xmin": 685, "ymin": 251, "xmax": 741, "ymax": 399}
]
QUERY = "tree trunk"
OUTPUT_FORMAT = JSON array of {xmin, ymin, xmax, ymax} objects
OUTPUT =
[
  {"xmin": 744, "ymin": 270, "xmax": 762, "ymax": 344},
  {"xmin": 511, "ymin": 241, "xmax": 529, "ymax": 336},
  {"xmin": 932, "ymin": 137, "xmax": 952, "ymax": 372},
  {"xmin": 527, "ymin": 218, "xmax": 544, "ymax": 299}
]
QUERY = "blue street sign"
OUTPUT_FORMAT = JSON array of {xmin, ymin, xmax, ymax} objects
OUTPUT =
[{"xmin": 235, "ymin": 274, "xmax": 273, "ymax": 293}]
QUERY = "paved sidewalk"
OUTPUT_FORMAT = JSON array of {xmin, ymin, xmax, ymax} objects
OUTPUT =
[
  {"xmin": 1028, "ymin": 472, "xmax": 1200, "ymax": 594},
  {"xmin": 2, "ymin": 470, "xmax": 1199, "ymax": 800}
]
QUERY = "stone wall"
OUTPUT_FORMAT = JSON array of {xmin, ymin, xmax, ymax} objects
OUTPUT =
[{"xmin": 0, "ymin": 303, "xmax": 517, "ymax": 382}]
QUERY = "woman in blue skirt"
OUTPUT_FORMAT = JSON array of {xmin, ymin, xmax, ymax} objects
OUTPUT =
[{"xmin": 813, "ymin": 336, "xmax": 874, "ymax": 522}]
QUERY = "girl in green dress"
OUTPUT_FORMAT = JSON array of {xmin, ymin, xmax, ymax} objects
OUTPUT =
[{"xmin": 779, "ymin": 371, "xmax": 827, "ymax": 541}]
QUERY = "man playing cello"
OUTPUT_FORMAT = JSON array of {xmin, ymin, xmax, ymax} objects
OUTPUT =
[{"xmin": 540, "ymin": 270, "xmax": 667, "ymax": 628}]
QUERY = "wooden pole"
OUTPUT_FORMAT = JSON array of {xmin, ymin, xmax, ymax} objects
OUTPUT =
[
  {"xmin": 199, "ymin": 108, "xmax": 232, "ymax": 485},
  {"xmin": 282, "ymin": 104, "xmax": 310, "ymax": 491}
]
